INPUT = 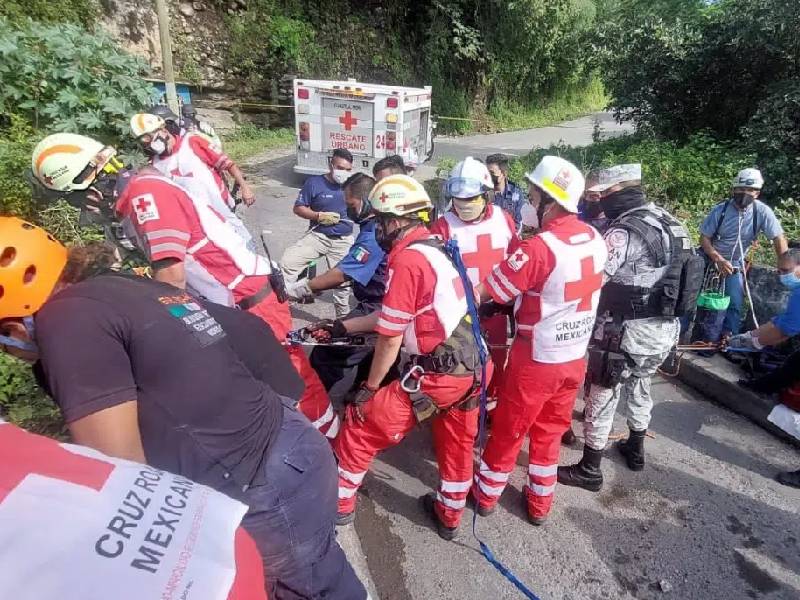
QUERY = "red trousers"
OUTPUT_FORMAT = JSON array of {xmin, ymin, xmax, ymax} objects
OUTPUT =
[
  {"xmin": 473, "ymin": 341, "xmax": 585, "ymax": 519},
  {"xmin": 333, "ymin": 369, "xmax": 489, "ymax": 528},
  {"xmin": 247, "ymin": 293, "xmax": 339, "ymax": 439},
  {"xmin": 483, "ymin": 313, "xmax": 509, "ymax": 399}
]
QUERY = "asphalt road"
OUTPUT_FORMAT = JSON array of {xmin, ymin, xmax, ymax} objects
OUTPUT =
[{"xmin": 240, "ymin": 116, "xmax": 800, "ymax": 600}]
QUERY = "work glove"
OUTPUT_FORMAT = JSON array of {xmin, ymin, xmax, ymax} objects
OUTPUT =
[
  {"xmin": 345, "ymin": 381, "xmax": 378, "ymax": 424},
  {"xmin": 317, "ymin": 211, "xmax": 341, "ymax": 226},
  {"xmin": 723, "ymin": 331, "xmax": 763, "ymax": 352},
  {"xmin": 285, "ymin": 278, "xmax": 314, "ymax": 301},
  {"xmin": 306, "ymin": 318, "xmax": 347, "ymax": 342}
]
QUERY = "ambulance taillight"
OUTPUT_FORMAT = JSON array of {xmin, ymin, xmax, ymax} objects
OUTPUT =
[
  {"xmin": 299, "ymin": 122, "xmax": 310, "ymax": 150},
  {"xmin": 387, "ymin": 97, "xmax": 399, "ymax": 108},
  {"xmin": 297, "ymin": 88, "xmax": 310, "ymax": 100},
  {"xmin": 386, "ymin": 131, "xmax": 396, "ymax": 150}
]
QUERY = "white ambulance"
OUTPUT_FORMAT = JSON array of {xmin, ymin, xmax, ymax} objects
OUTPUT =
[{"xmin": 293, "ymin": 78, "xmax": 435, "ymax": 175}]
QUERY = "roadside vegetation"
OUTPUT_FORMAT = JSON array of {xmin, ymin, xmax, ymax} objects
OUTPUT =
[{"xmin": 223, "ymin": 125, "xmax": 295, "ymax": 164}]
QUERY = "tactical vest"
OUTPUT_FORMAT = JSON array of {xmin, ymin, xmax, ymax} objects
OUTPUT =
[{"xmin": 598, "ymin": 207, "xmax": 704, "ymax": 319}]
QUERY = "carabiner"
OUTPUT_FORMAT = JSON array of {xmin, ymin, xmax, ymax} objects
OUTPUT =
[{"xmin": 400, "ymin": 364, "xmax": 425, "ymax": 393}]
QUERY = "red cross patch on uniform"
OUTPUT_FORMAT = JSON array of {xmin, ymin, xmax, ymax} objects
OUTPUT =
[
  {"xmin": 131, "ymin": 193, "xmax": 159, "ymax": 224},
  {"xmin": 507, "ymin": 248, "xmax": 529, "ymax": 272}
]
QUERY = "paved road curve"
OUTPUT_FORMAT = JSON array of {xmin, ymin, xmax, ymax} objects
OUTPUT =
[{"xmin": 241, "ymin": 116, "xmax": 799, "ymax": 600}]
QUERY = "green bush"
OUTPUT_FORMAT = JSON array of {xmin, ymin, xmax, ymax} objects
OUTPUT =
[
  {"xmin": 0, "ymin": 355, "xmax": 65, "ymax": 438},
  {"xmin": 0, "ymin": 114, "xmax": 37, "ymax": 219},
  {"xmin": 0, "ymin": 0, "xmax": 98, "ymax": 28},
  {"xmin": 0, "ymin": 17, "xmax": 154, "ymax": 142}
]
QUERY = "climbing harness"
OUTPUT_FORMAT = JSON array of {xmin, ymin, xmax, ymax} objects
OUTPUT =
[
  {"xmin": 443, "ymin": 237, "xmax": 541, "ymax": 600},
  {"xmin": 284, "ymin": 327, "xmax": 369, "ymax": 347}
]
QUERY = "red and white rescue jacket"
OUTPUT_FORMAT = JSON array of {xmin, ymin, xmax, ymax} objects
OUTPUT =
[
  {"xmin": 151, "ymin": 132, "xmax": 252, "ymax": 244},
  {"xmin": 0, "ymin": 420, "xmax": 266, "ymax": 600},
  {"xmin": 116, "ymin": 172, "xmax": 270, "ymax": 307},
  {"xmin": 375, "ymin": 228, "xmax": 470, "ymax": 355},
  {"xmin": 485, "ymin": 214, "xmax": 608, "ymax": 363},
  {"xmin": 430, "ymin": 204, "xmax": 517, "ymax": 286}
]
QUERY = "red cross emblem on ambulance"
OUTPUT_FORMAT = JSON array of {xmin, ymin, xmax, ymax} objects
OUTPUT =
[{"xmin": 339, "ymin": 111, "xmax": 358, "ymax": 131}]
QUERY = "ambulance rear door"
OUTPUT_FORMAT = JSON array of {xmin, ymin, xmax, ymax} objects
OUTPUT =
[{"xmin": 322, "ymin": 98, "xmax": 374, "ymax": 157}]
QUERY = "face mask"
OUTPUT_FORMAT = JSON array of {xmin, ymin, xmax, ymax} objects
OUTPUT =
[
  {"xmin": 583, "ymin": 200, "xmax": 604, "ymax": 219},
  {"xmin": 0, "ymin": 316, "xmax": 39, "ymax": 355},
  {"xmin": 148, "ymin": 135, "xmax": 167, "ymax": 156},
  {"xmin": 732, "ymin": 191, "xmax": 754, "ymax": 209},
  {"xmin": 520, "ymin": 202, "xmax": 539, "ymax": 228},
  {"xmin": 375, "ymin": 219, "xmax": 401, "ymax": 252},
  {"xmin": 332, "ymin": 169, "xmax": 350, "ymax": 185},
  {"xmin": 780, "ymin": 271, "xmax": 800, "ymax": 290},
  {"xmin": 346, "ymin": 197, "xmax": 372, "ymax": 224},
  {"xmin": 453, "ymin": 197, "xmax": 486, "ymax": 222},
  {"xmin": 600, "ymin": 186, "xmax": 647, "ymax": 220}
]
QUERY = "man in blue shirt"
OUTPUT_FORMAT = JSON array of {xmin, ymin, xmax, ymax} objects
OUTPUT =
[
  {"xmin": 285, "ymin": 170, "xmax": 399, "ymax": 404},
  {"xmin": 486, "ymin": 153, "xmax": 525, "ymax": 230},
  {"xmin": 726, "ymin": 249, "xmax": 800, "ymax": 488},
  {"xmin": 700, "ymin": 168, "xmax": 787, "ymax": 335},
  {"xmin": 281, "ymin": 148, "xmax": 355, "ymax": 317}
]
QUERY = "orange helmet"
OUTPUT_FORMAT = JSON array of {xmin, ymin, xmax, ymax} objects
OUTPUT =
[{"xmin": 0, "ymin": 217, "xmax": 67, "ymax": 319}]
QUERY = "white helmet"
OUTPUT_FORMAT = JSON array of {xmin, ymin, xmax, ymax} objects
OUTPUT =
[
  {"xmin": 444, "ymin": 156, "xmax": 493, "ymax": 199},
  {"xmin": 368, "ymin": 174, "xmax": 432, "ymax": 217},
  {"xmin": 525, "ymin": 155, "xmax": 585, "ymax": 213},
  {"xmin": 30, "ymin": 133, "xmax": 117, "ymax": 192},
  {"xmin": 130, "ymin": 113, "xmax": 166, "ymax": 138},
  {"xmin": 733, "ymin": 168, "xmax": 764, "ymax": 190}
]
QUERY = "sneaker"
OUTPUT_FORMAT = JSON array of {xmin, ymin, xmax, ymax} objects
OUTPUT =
[{"xmin": 420, "ymin": 492, "xmax": 457, "ymax": 541}]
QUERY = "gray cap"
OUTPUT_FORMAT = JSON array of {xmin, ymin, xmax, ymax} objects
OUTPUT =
[{"xmin": 587, "ymin": 163, "xmax": 642, "ymax": 192}]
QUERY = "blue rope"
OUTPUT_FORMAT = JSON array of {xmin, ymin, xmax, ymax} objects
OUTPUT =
[{"xmin": 444, "ymin": 239, "xmax": 542, "ymax": 600}]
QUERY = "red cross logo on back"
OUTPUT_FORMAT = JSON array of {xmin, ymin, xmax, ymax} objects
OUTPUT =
[
  {"xmin": 0, "ymin": 425, "xmax": 113, "ymax": 503},
  {"xmin": 339, "ymin": 111, "xmax": 358, "ymax": 131},
  {"xmin": 564, "ymin": 256, "xmax": 603, "ymax": 312},
  {"xmin": 460, "ymin": 233, "xmax": 507, "ymax": 284}
]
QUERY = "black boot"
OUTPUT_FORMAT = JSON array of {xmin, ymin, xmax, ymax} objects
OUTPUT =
[
  {"xmin": 616, "ymin": 428, "xmax": 646, "ymax": 471},
  {"xmin": 421, "ymin": 493, "xmax": 458, "ymax": 541},
  {"xmin": 776, "ymin": 469, "xmax": 800, "ymax": 489},
  {"xmin": 561, "ymin": 428, "xmax": 577, "ymax": 446},
  {"xmin": 557, "ymin": 445, "xmax": 604, "ymax": 492}
]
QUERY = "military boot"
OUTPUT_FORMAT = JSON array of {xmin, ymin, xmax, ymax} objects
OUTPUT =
[
  {"xmin": 557, "ymin": 445, "xmax": 604, "ymax": 492},
  {"xmin": 616, "ymin": 428, "xmax": 646, "ymax": 471}
]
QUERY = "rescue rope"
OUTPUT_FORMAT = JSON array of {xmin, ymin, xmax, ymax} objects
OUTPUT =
[{"xmin": 444, "ymin": 238, "xmax": 542, "ymax": 600}]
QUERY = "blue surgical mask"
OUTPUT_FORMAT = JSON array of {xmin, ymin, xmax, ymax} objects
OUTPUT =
[
  {"xmin": 779, "ymin": 271, "xmax": 800, "ymax": 290},
  {"xmin": 0, "ymin": 316, "xmax": 38, "ymax": 354}
]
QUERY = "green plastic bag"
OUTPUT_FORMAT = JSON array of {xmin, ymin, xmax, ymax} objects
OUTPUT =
[{"xmin": 696, "ymin": 291, "xmax": 730, "ymax": 310}]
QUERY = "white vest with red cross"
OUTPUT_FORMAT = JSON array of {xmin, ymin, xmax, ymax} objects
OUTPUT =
[
  {"xmin": 442, "ymin": 208, "xmax": 514, "ymax": 286},
  {"xmin": 516, "ymin": 229, "xmax": 608, "ymax": 363},
  {"xmin": 0, "ymin": 420, "xmax": 250, "ymax": 600},
  {"xmin": 403, "ymin": 243, "xmax": 468, "ymax": 355},
  {"xmin": 151, "ymin": 133, "xmax": 252, "ymax": 245}
]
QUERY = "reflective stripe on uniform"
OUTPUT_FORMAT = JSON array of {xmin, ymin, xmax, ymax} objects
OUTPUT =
[
  {"xmin": 312, "ymin": 403, "xmax": 335, "ymax": 429},
  {"xmin": 149, "ymin": 242, "xmax": 187, "ymax": 256},
  {"xmin": 528, "ymin": 463, "xmax": 558, "ymax": 477},
  {"xmin": 439, "ymin": 479, "xmax": 472, "ymax": 493},
  {"xmin": 325, "ymin": 414, "xmax": 341, "ymax": 439},
  {"xmin": 381, "ymin": 306, "xmax": 414, "ymax": 320},
  {"xmin": 493, "ymin": 268, "xmax": 522, "ymax": 298},
  {"xmin": 338, "ymin": 466, "xmax": 366, "ymax": 486},
  {"xmin": 145, "ymin": 229, "xmax": 191, "ymax": 242},
  {"xmin": 527, "ymin": 482, "xmax": 556, "ymax": 497},
  {"xmin": 436, "ymin": 492, "xmax": 466, "ymax": 509},
  {"xmin": 486, "ymin": 271, "xmax": 513, "ymax": 303},
  {"xmin": 187, "ymin": 237, "xmax": 210, "ymax": 254},
  {"xmin": 474, "ymin": 476, "xmax": 504, "ymax": 497},
  {"xmin": 227, "ymin": 273, "xmax": 245, "ymax": 290},
  {"xmin": 338, "ymin": 486, "xmax": 358, "ymax": 499},
  {"xmin": 479, "ymin": 460, "xmax": 510, "ymax": 483}
]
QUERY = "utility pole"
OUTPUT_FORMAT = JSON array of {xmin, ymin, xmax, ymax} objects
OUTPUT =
[{"xmin": 154, "ymin": 0, "xmax": 180, "ymax": 113}]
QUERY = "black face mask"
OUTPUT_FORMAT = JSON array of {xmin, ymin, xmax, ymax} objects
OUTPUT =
[
  {"xmin": 583, "ymin": 200, "xmax": 604, "ymax": 218},
  {"xmin": 346, "ymin": 197, "xmax": 372, "ymax": 224},
  {"xmin": 600, "ymin": 186, "xmax": 647, "ymax": 220},
  {"xmin": 374, "ymin": 218, "xmax": 419, "ymax": 252},
  {"xmin": 732, "ymin": 192, "xmax": 755, "ymax": 209}
]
